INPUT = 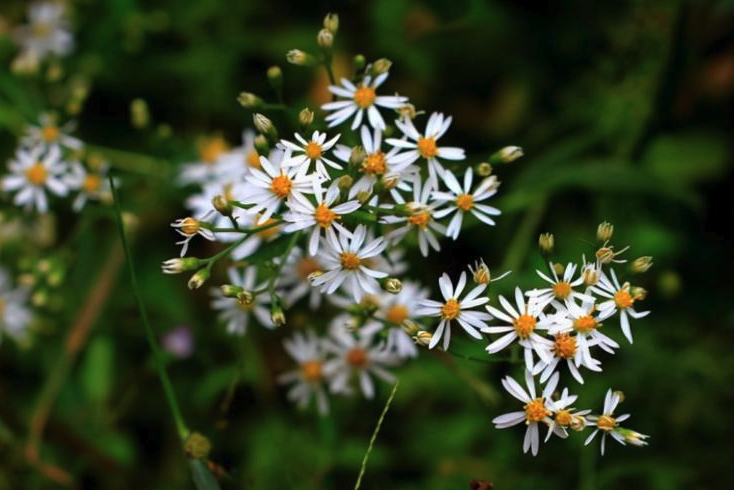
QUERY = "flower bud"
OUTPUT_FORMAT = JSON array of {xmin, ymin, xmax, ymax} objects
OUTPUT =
[
  {"xmin": 162, "ymin": 257, "xmax": 202, "ymax": 274},
  {"xmin": 130, "ymin": 98, "xmax": 150, "ymax": 129},
  {"xmin": 221, "ymin": 284, "xmax": 244, "ymax": 297},
  {"xmin": 349, "ymin": 145, "xmax": 367, "ymax": 168},
  {"xmin": 469, "ymin": 259, "xmax": 490, "ymax": 285},
  {"xmin": 396, "ymin": 103, "xmax": 419, "ymax": 120},
  {"xmin": 267, "ymin": 66, "xmax": 283, "ymax": 90},
  {"xmin": 570, "ymin": 415, "xmax": 587, "ymax": 431},
  {"xmin": 353, "ymin": 54, "xmax": 366, "ymax": 71},
  {"xmin": 616, "ymin": 428, "xmax": 649, "ymax": 447},
  {"xmin": 270, "ymin": 295, "xmax": 286, "ymax": 326},
  {"xmin": 237, "ymin": 92, "xmax": 262, "ymax": 109},
  {"xmin": 413, "ymin": 330, "xmax": 433, "ymax": 347},
  {"xmin": 187, "ymin": 267, "xmax": 211, "ymax": 290},
  {"xmin": 317, "ymin": 28, "xmax": 333, "ymax": 49},
  {"xmin": 381, "ymin": 174, "xmax": 400, "ymax": 190},
  {"xmin": 630, "ymin": 286, "xmax": 647, "ymax": 301},
  {"xmin": 236, "ymin": 290, "xmax": 254, "ymax": 307},
  {"xmin": 298, "ymin": 107, "xmax": 314, "ymax": 127},
  {"xmin": 489, "ymin": 146, "xmax": 523, "ymax": 164},
  {"xmin": 401, "ymin": 320, "xmax": 420, "ymax": 336},
  {"xmin": 183, "ymin": 432, "xmax": 211, "ymax": 460},
  {"xmin": 212, "ymin": 194, "xmax": 233, "ymax": 217},
  {"xmin": 286, "ymin": 49, "xmax": 317, "ymax": 67},
  {"xmin": 538, "ymin": 233, "xmax": 554, "ymax": 255},
  {"xmin": 370, "ymin": 58, "xmax": 392, "ymax": 76},
  {"xmin": 253, "ymin": 113, "xmax": 278, "ymax": 142},
  {"xmin": 337, "ymin": 175, "xmax": 353, "ymax": 192},
  {"xmin": 583, "ymin": 265, "xmax": 600, "ymax": 286},
  {"xmin": 254, "ymin": 134, "xmax": 270, "ymax": 155},
  {"xmin": 630, "ymin": 256, "xmax": 653, "ymax": 274},
  {"xmin": 382, "ymin": 277, "xmax": 402, "ymax": 294},
  {"xmin": 323, "ymin": 12, "xmax": 339, "ymax": 34},
  {"xmin": 356, "ymin": 190, "xmax": 372, "ymax": 204},
  {"xmin": 475, "ymin": 162, "xmax": 493, "ymax": 177},
  {"xmin": 597, "ymin": 221, "xmax": 614, "ymax": 242}
]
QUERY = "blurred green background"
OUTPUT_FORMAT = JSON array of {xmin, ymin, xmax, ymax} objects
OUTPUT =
[{"xmin": 1, "ymin": 0, "xmax": 733, "ymax": 489}]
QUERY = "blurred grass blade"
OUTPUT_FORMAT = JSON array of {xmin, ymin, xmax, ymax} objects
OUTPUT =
[
  {"xmin": 188, "ymin": 460, "xmax": 222, "ymax": 490},
  {"xmin": 354, "ymin": 381, "xmax": 399, "ymax": 490}
]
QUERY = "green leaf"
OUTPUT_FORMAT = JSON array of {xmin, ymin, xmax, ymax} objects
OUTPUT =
[
  {"xmin": 81, "ymin": 335, "xmax": 114, "ymax": 403},
  {"xmin": 642, "ymin": 131, "xmax": 730, "ymax": 184}
]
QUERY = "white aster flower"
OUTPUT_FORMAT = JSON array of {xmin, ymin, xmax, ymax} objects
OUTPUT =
[
  {"xmin": 280, "ymin": 130, "xmax": 341, "ymax": 179},
  {"xmin": 13, "ymin": 2, "xmax": 74, "ymax": 62},
  {"xmin": 526, "ymin": 262, "xmax": 595, "ymax": 311},
  {"xmin": 592, "ymin": 269, "xmax": 650, "ymax": 344},
  {"xmin": 532, "ymin": 331, "xmax": 601, "ymax": 384},
  {"xmin": 170, "ymin": 213, "xmax": 216, "ymax": 257},
  {"xmin": 548, "ymin": 299, "xmax": 619, "ymax": 355},
  {"xmin": 0, "ymin": 267, "xmax": 32, "ymax": 342},
  {"xmin": 585, "ymin": 389, "xmax": 631, "ymax": 455},
  {"xmin": 277, "ymin": 247, "xmax": 325, "ymax": 310},
  {"xmin": 2, "ymin": 145, "xmax": 68, "ymax": 213},
  {"xmin": 282, "ymin": 180, "xmax": 361, "ymax": 256},
  {"xmin": 484, "ymin": 287, "xmax": 555, "ymax": 370},
  {"xmin": 386, "ymin": 112, "xmax": 464, "ymax": 188},
  {"xmin": 492, "ymin": 370, "xmax": 559, "ymax": 456},
  {"xmin": 432, "ymin": 168, "xmax": 501, "ymax": 240},
  {"xmin": 321, "ymin": 73, "xmax": 408, "ymax": 131},
  {"xmin": 322, "ymin": 322, "xmax": 398, "ymax": 399},
  {"xmin": 544, "ymin": 388, "xmax": 590, "ymax": 442},
  {"xmin": 65, "ymin": 159, "xmax": 111, "ymax": 212},
  {"xmin": 278, "ymin": 330, "xmax": 331, "ymax": 415},
  {"xmin": 210, "ymin": 267, "xmax": 273, "ymax": 336},
  {"xmin": 177, "ymin": 135, "xmax": 239, "ymax": 186},
  {"xmin": 22, "ymin": 114, "xmax": 82, "ymax": 152},
  {"xmin": 375, "ymin": 281, "xmax": 430, "ymax": 359},
  {"xmin": 416, "ymin": 271, "xmax": 491, "ymax": 350}
]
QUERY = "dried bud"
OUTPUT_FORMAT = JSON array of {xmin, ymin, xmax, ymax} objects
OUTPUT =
[
  {"xmin": 162, "ymin": 257, "xmax": 202, "ymax": 274},
  {"xmin": 130, "ymin": 98, "xmax": 150, "ymax": 129},
  {"xmin": 187, "ymin": 267, "xmax": 211, "ymax": 290},
  {"xmin": 371, "ymin": 58, "xmax": 392, "ymax": 76},
  {"xmin": 317, "ymin": 28, "xmax": 333, "ymax": 49},
  {"xmin": 583, "ymin": 265, "xmax": 600, "ymax": 286},
  {"xmin": 475, "ymin": 162, "xmax": 493, "ymax": 177},
  {"xmin": 382, "ymin": 277, "xmax": 402, "ymax": 294},
  {"xmin": 489, "ymin": 146, "xmax": 523, "ymax": 164},
  {"xmin": 183, "ymin": 432, "xmax": 211, "ymax": 460},
  {"xmin": 253, "ymin": 113, "xmax": 278, "ymax": 142},
  {"xmin": 337, "ymin": 175, "xmax": 354, "ymax": 192},
  {"xmin": 538, "ymin": 233, "xmax": 554, "ymax": 255},
  {"xmin": 401, "ymin": 320, "xmax": 420, "ymax": 336},
  {"xmin": 597, "ymin": 221, "xmax": 614, "ymax": 242},
  {"xmin": 298, "ymin": 107, "xmax": 314, "ymax": 127},
  {"xmin": 396, "ymin": 103, "xmax": 418, "ymax": 120},
  {"xmin": 237, "ymin": 92, "xmax": 262, "ymax": 108},
  {"xmin": 617, "ymin": 428, "xmax": 649, "ymax": 447},
  {"xmin": 413, "ymin": 330, "xmax": 433, "ymax": 347},
  {"xmin": 349, "ymin": 145, "xmax": 367, "ymax": 168},
  {"xmin": 323, "ymin": 12, "xmax": 339, "ymax": 34},
  {"xmin": 286, "ymin": 49, "xmax": 317, "ymax": 67},
  {"xmin": 630, "ymin": 256, "xmax": 653, "ymax": 274},
  {"xmin": 270, "ymin": 295, "xmax": 286, "ymax": 326},
  {"xmin": 212, "ymin": 195, "xmax": 233, "ymax": 217},
  {"xmin": 220, "ymin": 284, "xmax": 244, "ymax": 298},
  {"xmin": 236, "ymin": 290, "xmax": 254, "ymax": 306}
]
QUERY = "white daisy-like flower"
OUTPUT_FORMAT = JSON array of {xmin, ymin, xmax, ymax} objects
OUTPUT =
[
  {"xmin": 12, "ymin": 2, "xmax": 74, "ymax": 62},
  {"xmin": 2, "ymin": 145, "xmax": 68, "ymax": 213},
  {"xmin": 310, "ymin": 225, "xmax": 388, "ymax": 303},
  {"xmin": 282, "ymin": 180, "xmax": 361, "ymax": 256},
  {"xmin": 386, "ymin": 112, "xmax": 465, "ymax": 188},
  {"xmin": 591, "ymin": 269, "xmax": 650, "ymax": 344},
  {"xmin": 332, "ymin": 126, "xmax": 417, "ymax": 199},
  {"xmin": 532, "ymin": 330, "xmax": 601, "ymax": 384},
  {"xmin": 321, "ymin": 73, "xmax": 408, "ymax": 131},
  {"xmin": 279, "ymin": 130, "xmax": 341, "ymax": 179},
  {"xmin": 217, "ymin": 129, "xmax": 267, "ymax": 181},
  {"xmin": 322, "ymin": 322, "xmax": 398, "ymax": 399},
  {"xmin": 177, "ymin": 135, "xmax": 240, "ymax": 186},
  {"xmin": 432, "ymin": 168, "xmax": 501, "ymax": 240},
  {"xmin": 548, "ymin": 299, "xmax": 619, "ymax": 355},
  {"xmin": 22, "ymin": 114, "xmax": 82, "ymax": 152},
  {"xmin": 278, "ymin": 330, "xmax": 331, "ymax": 415},
  {"xmin": 415, "ymin": 271, "xmax": 491, "ymax": 350},
  {"xmin": 210, "ymin": 267, "xmax": 273, "ymax": 336},
  {"xmin": 65, "ymin": 159, "xmax": 111, "ymax": 212},
  {"xmin": 526, "ymin": 262, "xmax": 595, "ymax": 311},
  {"xmin": 381, "ymin": 177, "xmax": 446, "ymax": 257},
  {"xmin": 0, "ymin": 267, "xmax": 32, "ymax": 343},
  {"xmin": 277, "ymin": 247, "xmax": 325, "ymax": 310},
  {"xmin": 544, "ymin": 388, "xmax": 590, "ymax": 442},
  {"xmin": 170, "ymin": 214, "xmax": 216, "ymax": 257},
  {"xmin": 492, "ymin": 370, "xmax": 559, "ymax": 456},
  {"xmin": 584, "ymin": 389, "xmax": 631, "ymax": 455},
  {"xmin": 240, "ymin": 153, "xmax": 317, "ymax": 225},
  {"xmin": 375, "ymin": 281, "xmax": 430, "ymax": 359},
  {"xmin": 185, "ymin": 180, "xmax": 248, "ymax": 232},
  {"xmin": 484, "ymin": 287, "xmax": 555, "ymax": 370}
]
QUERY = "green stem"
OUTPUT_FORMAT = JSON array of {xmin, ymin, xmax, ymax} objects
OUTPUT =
[
  {"xmin": 109, "ymin": 175, "xmax": 189, "ymax": 441},
  {"xmin": 500, "ymin": 200, "xmax": 547, "ymax": 272},
  {"xmin": 354, "ymin": 381, "xmax": 399, "ymax": 490},
  {"xmin": 268, "ymin": 231, "xmax": 301, "ymax": 295}
]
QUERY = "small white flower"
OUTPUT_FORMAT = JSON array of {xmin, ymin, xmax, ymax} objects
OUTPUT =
[
  {"xmin": 322, "ymin": 322, "xmax": 398, "ymax": 399},
  {"xmin": 386, "ymin": 112, "xmax": 464, "ymax": 188},
  {"xmin": 375, "ymin": 281, "xmax": 430, "ymax": 359},
  {"xmin": 210, "ymin": 267, "xmax": 273, "ymax": 336},
  {"xmin": 532, "ymin": 330, "xmax": 601, "ymax": 384},
  {"xmin": 416, "ymin": 271, "xmax": 491, "ymax": 350},
  {"xmin": 22, "ymin": 114, "xmax": 82, "ymax": 152},
  {"xmin": 432, "ymin": 169, "xmax": 501, "ymax": 239},
  {"xmin": 592, "ymin": 269, "xmax": 650, "ymax": 344},
  {"xmin": 548, "ymin": 299, "xmax": 619, "ymax": 355},
  {"xmin": 278, "ymin": 247, "xmax": 325, "ymax": 310},
  {"xmin": 0, "ymin": 267, "xmax": 32, "ymax": 342},
  {"xmin": 2, "ymin": 145, "xmax": 68, "ymax": 213},
  {"xmin": 310, "ymin": 225, "xmax": 388, "ymax": 303},
  {"xmin": 170, "ymin": 214, "xmax": 216, "ymax": 257},
  {"xmin": 177, "ymin": 135, "xmax": 240, "ymax": 186},
  {"xmin": 585, "ymin": 389, "xmax": 631, "ymax": 455},
  {"xmin": 484, "ymin": 287, "xmax": 555, "ymax": 370},
  {"xmin": 65, "ymin": 160, "xmax": 111, "ymax": 212},
  {"xmin": 321, "ymin": 73, "xmax": 408, "ymax": 131},
  {"xmin": 280, "ymin": 130, "xmax": 342, "ymax": 179},
  {"xmin": 278, "ymin": 330, "xmax": 331, "ymax": 414},
  {"xmin": 526, "ymin": 262, "xmax": 595, "ymax": 311},
  {"xmin": 544, "ymin": 388, "xmax": 590, "ymax": 442},
  {"xmin": 13, "ymin": 2, "xmax": 74, "ymax": 62},
  {"xmin": 492, "ymin": 370, "xmax": 559, "ymax": 456}
]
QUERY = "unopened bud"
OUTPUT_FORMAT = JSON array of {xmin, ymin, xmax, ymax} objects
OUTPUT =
[
  {"xmin": 381, "ymin": 174, "xmax": 400, "ymax": 190},
  {"xmin": 630, "ymin": 256, "xmax": 653, "ymax": 274},
  {"xmin": 397, "ymin": 103, "xmax": 418, "ymax": 120},
  {"xmin": 349, "ymin": 146, "xmax": 367, "ymax": 168},
  {"xmin": 570, "ymin": 415, "xmax": 587, "ymax": 431},
  {"xmin": 539, "ymin": 233, "xmax": 554, "ymax": 255},
  {"xmin": 237, "ymin": 92, "xmax": 262, "ymax": 108},
  {"xmin": 236, "ymin": 290, "xmax": 254, "ymax": 306},
  {"xmin": 401, "ymin": 320, "xmax": 420, "ymax": 336},
  {"xmin": 337, "ymin": 175, "xmax": 353, "ymax": 192},
  {"xmin": 254, "ymin": 134, "xmax": 270, "ymax": 155},
  {"xmin": 630, "ymin": 286, "xmax": 647, "ymax": 301},
  {"xmin": 613, "ymin": 390, "xmax": 625, "ymax": 403},
  {"xmin": 371, "ymin": 58, "xmax": 392, "ymax": 76},
  {"xmin": 220, "ymin": 284, "xmax": 244, "ymax": 298},
  {"xmin": 162, "ymin": 257, "xmax": 202, "ymax": 274},
  {"xmin": 475, "ymin": 162, "xmax": 493, "ymax": 177},
  {"xmin": 597, "ymin": 221, "xmax": 614, "ymax": 242},
  {"xmin": 356, "ymin": 190, "xmax": 372, "ymax": 204},
  {"xmin": 253, "ymin": 113, "xmax": 278, "ymax": 142},
  {"xmin": 187, "ymin": 267, "xmax": 211, "ymax": 290},
  {"xmin": 353, "ymin": 54, "xmax": 366, "ymax": 71},
  {"xmin": 489, "ymin": 146, "xmax": 523, "ymax": 164},
  {"xmin": 212, "ymin": 195, "xmax": 233, "ymax": 217},
  {"xmin": 270, "ymin": 295, "xmax": 286, "ymax": 326},
  {"xmin": 286, "ymin": 49, "xmax": 317, "ymax": 67},
  {"xmin": 413, "ymin": 331, "xmax": 433, "ymax": 347},
  {"xmin": 323, "ymin": 13, "xmax": 339, "ymax": 34},
  {"xmin": 382, "ymin": 277, "xmax": 402, "ymax": 294},
  {"xmin": 552, "ymin": 263, "xmax": 565, "ymax": 277},
  {"xmin": 583, "ymin": 265, "xmax": 600, "ymax": 286},
  {"xmin": 183, "ymin": 432, "xmax": 211, "ymax": 460},
  {"xmin": 617, "ymin": 428, "xmax": 649, "ymax": 447},
  {"xmin": 317, "ymin": 28, "xmax": 333, "ymax": 49},
  {"xmin": 267, "ymin": 66, "xmax": 283, "ymax": 90},
  {"xmin": 298, "ymin": 107, "xmax": 314, "ymax": 127},
  {"xmin": 130, "ymin": 98, "xmax": 150, "ymax": 129}
]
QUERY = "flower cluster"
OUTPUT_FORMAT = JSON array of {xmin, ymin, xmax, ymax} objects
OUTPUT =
[{"xmin": 11, "ymin": 2, "xmax": 74, "ymax": 73}]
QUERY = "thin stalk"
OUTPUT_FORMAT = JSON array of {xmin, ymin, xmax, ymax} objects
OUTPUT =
[
  {"xmin": 268, "ymin": 231, "xmax": 301, "ymax": 295},
  {"xmin": 354, "ymin": 381, "xmax": 399, "ymax": 490},
  {"xmin": 109, "ymin": 175, "xmax": 189, "ymax": 441}
]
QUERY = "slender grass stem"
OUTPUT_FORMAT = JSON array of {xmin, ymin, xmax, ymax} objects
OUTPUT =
[{"xmin": 354, "ymin": 381, "xmax": 399, "ymax": 490}]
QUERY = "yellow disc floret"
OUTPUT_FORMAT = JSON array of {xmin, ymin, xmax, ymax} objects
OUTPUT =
[
  {"xmin": 314, "ymin": 203, "xmax": 339, "ymax": 228},
  {"xmin": 340, "ymin": 252, "xmax": 361, "ymax": 270},
  {"xmin": 26, "ymin": 162, "xmax": 48, "ymax": 186},
  {"xmin": 363, "ymin": 152, "xmax": 387, "ymax": 175},
  {"xmin": 614, "ymin": 289, "xmax": 634, "ymax": 309},
  {"xmin": 440, "ymin": 298, "xmax": 461, "ymax": 320},
  {"xmin": 513, "ymin": 314, "xmax": 537, "ymax": 339},
  {"xmin": 597, "ymin": 415, "xmax": 617, "ymax": 431},
  {"xmin": 300, "ymin": 360, "xmax": 323, "ymax": 382},
  {"xmin": 553, "ymin": 334, "xmax": 577, "ymax": 359},
  {"xmin": 386, "ymin": 304, "xmax": 409, "ymax": 325},
  {"xmin": 353, "ymin": 86, "xmax": 376, "ymax": 109},
  {"xmin": 42, "ymin": 125, "xmax": 59, "ymax": 143},
  {"xmin": 246, "ymin": 150, "xmax": 261, "ymax": 168},
  {"xmin": 417, "ymin": 137, "xmax": 438, "ymax": 159},
  {"xmin": 524, "ymin": 398, "xmax": 551, "ymax": 423},
  {"xmin": 552, "ymin": 281, "xmax": 572, "ymax": 299},
  {"xmin": 305, "ymin": 142, "xmax": 322, "ymax": 160},
  {"xmin": 555, "ymin": 410, "xmax": 573, "ymax": 427},
  {"xmin": 456, "ymin": 194, "xmax": 474, "ymax": 212},
  {"xmin": 346, "ymin": 347, "xmax": 368, "ymax": 367},
  {"xmin": 573, "ymin": 315, "xmax": 598, "ymax": 334},
  {"xmin": 270, "ymin": 173, "xmax": 293, "ymax": 199}
]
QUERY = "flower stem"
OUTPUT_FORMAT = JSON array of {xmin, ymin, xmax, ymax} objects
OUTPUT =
[
  {"xmin": 268, "ymin": 231, "xmax": 301, "ymax": 295},
  {"xmin": 354, "ymin": 381, "xmax": 399, "ymax": 490}
]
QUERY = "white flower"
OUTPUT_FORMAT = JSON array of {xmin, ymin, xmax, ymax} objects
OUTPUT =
[
  {"xmin": 321, "ymin": 73, "xmax": 408, "ymax": 131},
  {"xmin": 282, "ymin": 180, "xmax": 361, "ymax": 256},
  {"xmin": 185, "ymin": 180, "xmax": 248, "ymax": 232},
  {"xmin": 170, "ymin": 214, "xmax": 216, "ymax": 257},
  {"xmin": 65, "ymin": 159, "xmax": 111, "ymax": 212},
  {"xmin": 592, "ymin": 269, "xmax": 650, "ymax": 344},
  {"xmin": 210, "ymin": 267, "xmax": 273, "ymax": 335},
  {"xmin": 548, "ymin": 299, "xmax": 619, "ymax": 355},
  {"xmin": 310, "ymin": 225, "xmax": 388, "ymax": 303},
  {"xmin": 544, "ymin": 388, "xmax": 590, "ymax": 442},
  {"xmin": 532, "ymin": 330, "xmax": 601, "ymax": 384},
  {"xmin": 432, "ymin": 169, "xmax": 501, "ymax": 239},
  {"xmin": 386, "ymin": 112, "xmax": 464, "ymax": 188},
  {"xmin": 375, "ymin": 281, "xmax": 430, "ymax": 359},
  {"xmin": 278, "ymin": 331, "xmax": 331, "ymax": 414},
  {"xmin": 322, "ymin": 322, "xmax": 398, "ymax": 399},
  {"xmin": 484, "ymin": 287, "xmax": 555, "ymax": 370},
  {"xmin": 22, "ymin": 114, "xmax": 82, "ymax": 152},
  {"xmin": 0, "ymin": 267, "xmax": 32, "ymax": 342},
  {"xmin": 280, "ymin": 130, "xmax": 341, "ymax": 179},
  {"xmin": 177, "ymin": 135, "xmax": 239, "ymax": 186},
  {"xmin": 584, "ymin": 389, "xmax": 631, "ymax": 455},
  {"xmin": 277, "ymin": 248, "xmax": 325, "ymax": 310},
  {"xmin": 526, "ymin": 262, "xmax": 595, "ymax": 311},
  {"xmin": 13, "ymin": 2, "xmax": 74, "ymax": 61},
  {"xmin": 492, "ymin": 370, "xmax": 559, "ymax": 456},
  {"xmin": 2, "ymin": 145, "xmax": 68, "ymax": 213},
  {"xmin": 416, "ymin": 271, "xmax": 491, "ymax": 350}
]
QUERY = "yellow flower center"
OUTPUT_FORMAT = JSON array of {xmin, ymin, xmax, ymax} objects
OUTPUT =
[
  {"xmin": 340, "ymin": 252, "xmax": 361, "ymax": 270},
  {"xmin": 42, "ymin": 125, "xmax": 60, "ymax": 142},
  {"xmin": 346, "ymin": 347, "xmax": 368, "ymax": 367},
  {"xmin": 314, "ymin": 203, "xmax": 339, "ymax": 228},
  {"xmin": 298, "ymin": 257, "xmax": 321, "ymax": 279},
  {"xmin": 555, "ymin": 410, "xmax": 573, "ymax": 427},
  {"xmin": 180, "ymin": 217, "xmax": 200, "ymax": 235},
  {"xmin": 614, "ymin": 289, "xmax": 634, "ymax": 309},
  {"xmin": 573, "ymin": 315, "xmax": 598, "ymax": 334},
  {"xmin": 597, "ymin": 415, "xmax": 617, "ymax": 431},
  {"xmin": 300, "ymin": 360, "xmax": 323, "ymax": 382},
  {"xmin": 524, "ymin": 398, "xmax": 551, "ymax": 423},
  {"xmin": 198, "ymin": 137, "xmax": 228, "ymax": 164},
  {"xmin": 553, "ymin": 281, "xmax": 572, "ymax": 299},
  {"xmin": 407, "ymin": 210, "xmax": 431, "ymax": 229},
  {"xmin": 353, "ymin": 86, "xmax": 376, "ymax": 109},
  {"xmin": 83, "ymin": 174, "xmax": 101, "ymax": 193},
  {"xmin": 553, "ymin": 334, "xmax": 577, "ymax": 359},
  {"xmin": 440, "ymin": 298, "xmax": 461, "ymax": 320},
  {"xmin": 304, "ymin": 141, "xmax": 322, "ymax": 160},
  {"xmin": 362, "ymin": 152, "xmax": 387, "ymax": 175},
  {"xmin": 270, "ymin": 173, "xmax": 293, "ymax": 199},
  {"xmin": 26, "ymin": 162, "xmax": 48, "ymax": 186},
  {"xmin": 386, "ymin": 304, "xmax": 409, "ymax": 325},
  {"xmin": 456, "ymin": 193, "xmax": 474, "ymax": 212},
  {"xmin": 246, "ymin": 150, "xmax": 261, "ymax": 168},
  {"xmin": 32, "ymin": 22, "xmax": 53, "ymax": 38},
  {"xmin": 417, "ymin": 137, "xmax": 438, "ymax": 159},
  {"xmin": 513, "ymin": 314, "xmax": 537, "ymax": 340},
  {"xmin": 237, "ymin": 300, "xmax": 254, "ymax": 312}
]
